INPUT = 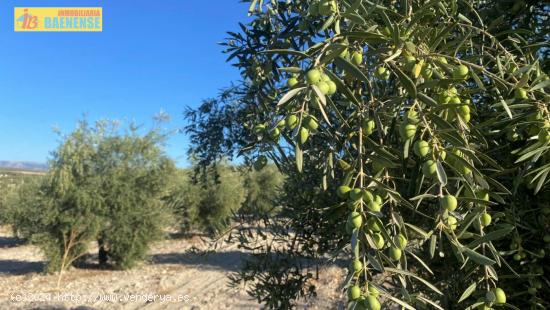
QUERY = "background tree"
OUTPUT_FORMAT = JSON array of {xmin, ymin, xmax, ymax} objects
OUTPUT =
[
  {"xmin": 166, "ymin": 169, "xmax": 204, "ymax": 232},
  {"xmin": 184, "ymin": 86, "xmax": 255, "ymax": 168},
  {"xmin": 168, "ymin": 161, "xmax": 248, "ymax": 234},
  {"xmin": 195, "ymin": 163, "xmax": 247, "ymax": 233},
  {"xmin": 0, "ymin": 169, "xmax": 44, "ymax": 227},
  {"xmin": 241, "ymin": 164, "xmax": 284, "ymax": 215}
]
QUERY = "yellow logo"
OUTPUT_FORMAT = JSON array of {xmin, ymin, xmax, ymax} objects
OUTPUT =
[{"xmin": 14, "ymin": 7, "xmax": 102, "ymax": 32}]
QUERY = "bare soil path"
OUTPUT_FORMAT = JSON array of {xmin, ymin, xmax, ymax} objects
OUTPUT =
[{"xmin": 0, "ymin": 228, "xmax": 345, "ymax": 310}]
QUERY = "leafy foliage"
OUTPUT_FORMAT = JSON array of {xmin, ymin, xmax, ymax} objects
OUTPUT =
[
  {"xmin": 194, "ymin": 163, "xmax": 247, "ymax": 233},
  {"xmin": 168, "ymin": 162, "xmax": 248, "ymax": 234},
  {"xmin": 93, "ymin": 130, "xmax": 176, "ymax": 269},
  {"xmin": 165, "ymin": 169, "xmax": 204, "ymax": 232},
  {"xmin": 184, "ymin": 87, "xmax": 256, "ymax": 167},
  {"xmin": 6, "ymin": 120, "xmax": 176, "ymax": 272},
  {"xmin": 0, "ymin": 170, "xmax": 44, "ymax": 226},
  {"xmin": 242, "ymin": 164, "xmax": 284, "ymax": 215},
  {"xmin": 186, "ymin": 0, "xmax": 549, "ymax": 308}
]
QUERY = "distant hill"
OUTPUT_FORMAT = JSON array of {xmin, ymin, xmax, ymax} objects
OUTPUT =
[{"xmin": 0, "ymin": 161, "xmax": 47, "ymax": 172}]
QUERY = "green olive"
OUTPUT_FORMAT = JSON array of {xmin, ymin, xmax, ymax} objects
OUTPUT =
[
  {"xmin": 413, "ymin": 140, "xmax": 430, "ymax": 158},
  {"xmin": 480, "ymin": 212, "xmax": 492, "ymax": 227},
  {"xmin": 372, "ymin": 233, "xmax": 385, "ymax": 249},
  {"xmin": 287, "ymin": 77, "xmax": 298, "ymax": 88},
  {"xmin": 316, "ymin": 81, "xmax": 330, "ymax": 94},
  {"xmin": 422, "ymin": 160, "xmax": 437, "ymax": 177},
  {"xmin": 306, "ymin": 69, "xmax": 321, "ymax": 84},
  {"xmin": 447, "ymin": 216, "xmax": 458, "ymax": 230},
  {"xmin": 514, "ymin": 88, "xmax": 528, "ymax": 100},
  {"xmin": 367, "ymin": 201, "xmax": 381, "ymax": 212},
  {"xmin": 299, "ymin": 127, "xmax": 309, "ymax": 144},
  {"xmin": 362, "ymin": 119, "xmax": 376, "ymax": 136},
  {"xmin": 362, "ymin": 189, "xmax": 374, "ymax": 203},
  {"xmin": 254, "ymin": 124, "xmax": 266, "ymax": 134},
  {"xmin": 368, "ymin": 285, "xmax": 379, "ymax": 297},
  {"xmin": 351, "ymin": 259, "xmax": 363, "ymax": 273},
  {"xmin": 440, "ymin": 195, "xmax": 458, "ymax": 212},
  {"xmin": 476, "ymin": 189, "xmax": 490, "ymax": 202},
  {"xmin": 304, "ymin": 115, "xmax": 319, "ymax": 131},
  {"xmin": 348, "ymin": 285, "xmax": 361, "ymax": 300},
  {"xmin": 365, "ymin": 295, "xmax": 381, "ymax": 310},
  {"xmin": 367, "ymin": 218, "xmax": 381, "ymax": 232},
  {"xmin": 269, "ymin": 127, "xmax": 280, "ymax": 140},
  {"xmin": 285, "ymin": 114, "xmax": 298, "ymax": 130},
  {"xmin": 452, "ymin": 64, "xmax": 469, "ymax": 79},
  {"xmin": 327, "ymin": 80, "xmax": 337, "ymax": 95},
  {"xmin": 394, "ymin": 234, "xmax": 408, "ymax": 250},
  {"xmin": 421, "ymin": 64, "xmax": 433, "ymax": 79},
  {"xmin": 349, "ymin": 188, "xmax": 363, "ymax": 201},
  {"xmin": 492, "ymin": 288, "xmax": 506, "ymax": 304},
  {"xmin": 352, "ymin": 51, "xmax": 363, "ymax": 66},
  {"xmin": 404, "ymin": 55, "xmax": 416, "ymax": 71},
  {"xmin": 348, "ymin": 212, "xmax": 362, "ymax": 229},
  {"xmin": 399, "ymin": 123, "xmax": 417, "ymax": 140},
  {"xmin": 406, "ymin": 109, "xmax": 420, "ymax": 124},
  {"xmin": 318, "ymin": 0, "xmax": 337, "ymax": 16},
  {"xmin": 375, "ymin": 66, "xmax": 387, "ymax": 78},
  {"xmin": 337, "ymin": 185, "xmax": 351, "ymax": 198},
  {"xmin": 389, "ymin": 246, "xmax": 402, "ymax": 261}
]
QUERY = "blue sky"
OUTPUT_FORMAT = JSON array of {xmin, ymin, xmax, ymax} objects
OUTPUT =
[{"xmin": 0, "ymin": 0, "xmax": 250, "ymax": 166}]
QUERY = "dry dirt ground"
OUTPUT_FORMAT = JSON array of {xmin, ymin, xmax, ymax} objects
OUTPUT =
[{"xmin": 0, "ymin": 227, "xmax": 346, "ymax": 310}]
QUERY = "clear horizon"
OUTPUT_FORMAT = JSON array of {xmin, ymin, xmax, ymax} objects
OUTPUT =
[{"xmin": 0, "ymin": 0, "xmax": 250, "ymax": 167}]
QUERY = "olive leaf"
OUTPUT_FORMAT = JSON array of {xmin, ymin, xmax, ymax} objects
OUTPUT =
[
  {"xmin": 392, "ymin": 65, "xmax": 417, "ymax": 98},
  {"xmin": 462, "ymin": 247, "xmax": 496, "ymax": 266},
  {"xmin": 466, "ymin": 225, "xmax": 514, "ymax": 248},
  {"xmin": 385, "ymin": 268, "xmax": 443, "ymax": 295},
  {"xmin": 295, "ymin": 143, "xmax": 303, "ymax": 173},
  {"xmin": 458, "ymin": 282, "xmax": 477, "ymax": 303},
  {"xmin": 277, "ymin": 87, "xmax": 305, "ymax": 107},
  {"xmin": 334, "ymin": 56, "xmax": 369, "ymax": 84}
]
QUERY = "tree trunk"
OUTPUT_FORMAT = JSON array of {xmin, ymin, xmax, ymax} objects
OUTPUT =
[{"xmin": 98, "ymin": 238, "xmax": 108, "ymax": 266}]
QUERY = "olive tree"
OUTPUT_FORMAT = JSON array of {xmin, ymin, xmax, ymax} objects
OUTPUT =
[
  {"xmin": 195, "ymin": 163, "xmax": 247, "ymax": 233},
  {"xmin": 165, "ymin": 169, "xmax": 204, "ymax": 232},
  {"xmin": 242, "ymin": 164, "xmax": 284, "ymax": 215},
  {"xmin": 168, "ymin": 162, "xmax": 248, "ymax": 234},
  {"xmin": 4, "ymin": 122, "xmax": 104, "ymax": 275},
  {"xmin": 187, "ymin": 0, "xmax": 549, "ymax": 309},
  {"xmin": 7, "ymin": 120, "xmax": 176, "ymax": 273},
  {"xmin": 93, "ymin": 128, "xmax": 176, "ymax": 269}
]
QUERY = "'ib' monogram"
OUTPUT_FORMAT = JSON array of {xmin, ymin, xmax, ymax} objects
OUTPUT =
[{"xmin": 21, "ymin": 9, "xmax": 38, "ymax": 29}]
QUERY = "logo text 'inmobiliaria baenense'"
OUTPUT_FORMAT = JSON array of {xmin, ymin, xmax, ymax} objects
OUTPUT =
[{"xmin": 14, "ymin": 7, "xmax": 102, "ymax": 32}]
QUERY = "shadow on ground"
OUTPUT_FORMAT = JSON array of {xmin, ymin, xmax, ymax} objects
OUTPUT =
[
  {"xmin": 71, "ymin": 249, "xmax": 252, "ymax": 273},
  {"xmin": 0, "ymin": 259, "xmax": 44, "ymax": 275},
  {"xmin": 0, "ymin": 236, "xmax": 26, "ymax": 248},
  {"xmin": 150, "ymin": 250, "xmax": 252, "ymax": 272},
  {"xmin": 0, "ymin": 234, "xmax": 346, "ymax": 275},
  {"xmin": 150, "ymin": 251, "xmax": 347, "ymax": 272}
]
